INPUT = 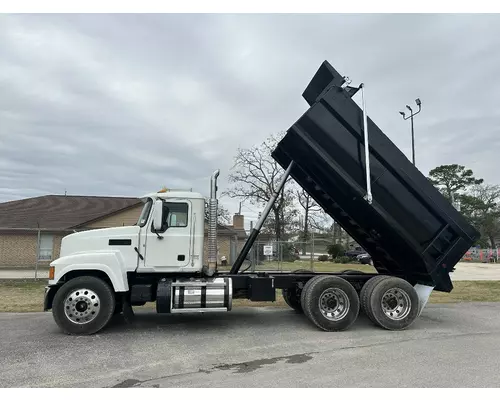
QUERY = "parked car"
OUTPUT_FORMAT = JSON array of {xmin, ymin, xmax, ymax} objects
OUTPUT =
[
  {"xmin": 345, "ymin": 247, "xmax": 365, "ymax": 259},
  {"xmin": 356, "ymin": 253, "xmax": 372, "ymax": 265}
]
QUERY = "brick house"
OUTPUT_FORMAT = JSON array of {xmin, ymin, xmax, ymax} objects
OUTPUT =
[{"xmin": 0, "ymin": 195, "xmax": 246, "ymax": 268}]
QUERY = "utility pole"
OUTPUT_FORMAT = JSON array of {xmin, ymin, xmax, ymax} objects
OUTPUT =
[
  {"xmin": 35, "ymin": 221, "xmax": 40, "ymax": 280},
  {"xmin": 399, "ymin": 98, "xmax": 422, "ymax": 166}
]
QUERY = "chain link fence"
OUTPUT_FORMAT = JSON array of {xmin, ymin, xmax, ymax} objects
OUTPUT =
[
  {"xmin": 236, "ymin": 237, "xmax": 370, "ymax": 273},
  {"xmin": 238, "ymin": 239, "xmax": 500, "ymax": 272}
]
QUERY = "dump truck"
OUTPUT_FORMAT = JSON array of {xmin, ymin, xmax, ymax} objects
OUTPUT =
[{"xmin": 44, "ymin": 60, "xmax": 479, "ymax": 335}]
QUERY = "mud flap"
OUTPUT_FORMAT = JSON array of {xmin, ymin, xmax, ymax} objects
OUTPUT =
[
  {"xmin": 414, "ymin": 284, "xmax": 434, "ymax": 317},
  {"xmin": 122, "ymin": 294, "xmax": 135, "ymax": 323}
]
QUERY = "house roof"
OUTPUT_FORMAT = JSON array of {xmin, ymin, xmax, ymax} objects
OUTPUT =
[
  {"xmin": 0, "ymin": 195, "xmax": 141, "ymax": 230},
  {"xmin": 0, "ymin": 195, "xmax": 249, "ymax": 238}
]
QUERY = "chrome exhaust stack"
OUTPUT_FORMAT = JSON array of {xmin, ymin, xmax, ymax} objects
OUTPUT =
[{"xmin": 206, "ymin": 169, "xmax": 220, "ymax": 276}]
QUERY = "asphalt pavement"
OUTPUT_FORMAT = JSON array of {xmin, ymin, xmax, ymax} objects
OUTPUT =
[{"xmin": 1, "ymin": 304, "xmax": 500, "ymax": 387}]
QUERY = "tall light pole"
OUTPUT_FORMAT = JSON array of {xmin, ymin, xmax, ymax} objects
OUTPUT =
[{"xmin": 399, "ymin": 98, "xmax": 422, "ymax": 166}]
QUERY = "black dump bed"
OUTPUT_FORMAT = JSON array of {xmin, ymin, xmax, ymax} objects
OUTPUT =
[{"xmin": 272, "ymin": 61, "xmax": 479, "ymax": 292}]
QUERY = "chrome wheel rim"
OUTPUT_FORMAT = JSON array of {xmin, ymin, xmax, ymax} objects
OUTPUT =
[
  {"xmin": 381, "ymin": 288, "xmax": 411, "ymax": 320},
  {"xmin": 64, "ymin": 288, "xmax": 101, "ymax": 324},
  {"xmin": 318, "ymin": 288, "xmax": 350, "ymax": 321}
]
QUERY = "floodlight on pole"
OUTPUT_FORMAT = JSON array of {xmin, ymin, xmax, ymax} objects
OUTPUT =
[{"xmin": 400, "ymin": 98, "xmax": 422, "ymax": 166}]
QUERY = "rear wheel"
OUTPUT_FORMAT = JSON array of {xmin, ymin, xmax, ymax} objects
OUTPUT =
[
  {"xmin": 282, "ymin": 288, "xmax": 301, "ymax": 311},
  {"xmin": 282, "ymin": 269, "xmax": 311, "ymax": 313},
  {"xmin": 360, "ymin": 275, "xmax": 419, "ymax": 330},
  {"xmin": 360, "ymin": 275, "xmax": 390, "ymax": 321},
  {"xmin": 52, "ymin": 276, "xmax": 116, "ymax": 335},
  {"xmin": 301, "ymin": 275, "xmax": 359, "ymax": 331}
]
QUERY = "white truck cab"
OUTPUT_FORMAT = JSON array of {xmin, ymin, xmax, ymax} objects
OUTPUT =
[
  {"xmin": 45, "ymin": 171, "xmax": 228, "ymax": 335},
  {"xmin": 49, "ymin": 190, "xmax": 206, "ymax": 292}
]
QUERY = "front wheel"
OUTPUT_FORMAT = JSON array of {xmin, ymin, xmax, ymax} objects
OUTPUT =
[{"xmin": 52, "ymin": 276, "xmax": 116, "ymax": 335}]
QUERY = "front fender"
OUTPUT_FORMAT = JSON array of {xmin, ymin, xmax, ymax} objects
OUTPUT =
[{"xmin": 50, "ymin": 251, "xmax": 129, "ymax": 292}]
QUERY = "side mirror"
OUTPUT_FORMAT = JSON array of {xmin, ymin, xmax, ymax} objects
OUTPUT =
[{"xmin": 152, "ymin": 199, "xmax": 163, "ymax": 231}]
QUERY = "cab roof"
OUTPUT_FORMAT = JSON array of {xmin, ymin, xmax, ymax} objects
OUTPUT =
[{"xmin": 141, "ymin": 190, "xmax": 205, "ymax": 202}]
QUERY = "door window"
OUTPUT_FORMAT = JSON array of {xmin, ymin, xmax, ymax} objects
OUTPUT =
[{"xmin": 163, "ymin": 202, "xmax": 189, "ymax": 228}]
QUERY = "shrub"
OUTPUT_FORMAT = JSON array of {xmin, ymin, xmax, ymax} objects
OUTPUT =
[
  {"xmin": 282, "ymin": 244, "xmax": 298, "ymax": 262},
  {"xmin": 333, "ymin": 256, "xmax": 351, "ymax": 264},
  {"xmin": 317, "ymin": 255, "xmax": 329, "ymax": 262},
  {"xmin": 327, "ymin": 244, "xmax": 344, "ymax": 258}
]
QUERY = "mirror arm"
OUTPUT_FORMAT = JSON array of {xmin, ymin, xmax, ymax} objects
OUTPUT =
[{"xmin": 154, "ymin": 230, "xmax": 164, "ymax": 240}]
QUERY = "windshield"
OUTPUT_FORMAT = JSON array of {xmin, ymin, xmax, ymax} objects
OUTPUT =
[{"xmin": 137, "ymin": 198, "xmax": 153, "ymax": 227}]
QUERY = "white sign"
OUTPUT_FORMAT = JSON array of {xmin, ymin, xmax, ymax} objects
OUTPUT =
[{"xmin": 263, "ymin": 245, "xmax": 273, "ymax": 256}]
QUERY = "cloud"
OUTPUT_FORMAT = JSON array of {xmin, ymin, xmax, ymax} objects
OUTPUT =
[{"xmin": 1, "ymin": 14, "xmax": 499, "ymax": 227}]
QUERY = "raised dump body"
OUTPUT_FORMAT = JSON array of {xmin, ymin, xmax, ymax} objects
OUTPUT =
[{"xmin": 272, "ymin": 61, "xmax": 479, "ymax": 292}]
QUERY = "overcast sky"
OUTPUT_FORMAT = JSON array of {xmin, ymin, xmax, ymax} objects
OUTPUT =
[{"xmin": 1, "ymin": 13, "xmax": 500, "ymax": 225}]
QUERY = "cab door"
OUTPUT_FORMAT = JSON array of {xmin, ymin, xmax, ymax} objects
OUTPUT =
[{"xmin": 144, "ymin": 200, "xmax": 192, "ymax": 270}]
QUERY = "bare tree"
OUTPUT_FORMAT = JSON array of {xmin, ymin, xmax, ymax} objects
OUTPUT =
[
  {"xmin": 223, "ymin": 133, "xmax": 295, "ymax": 241},
  {"xmin": 309, "ymin": 216, "xmax": 350, "ymax": 247},
  {"xmin": 204, "ymin": 202, "xmax": 231, "ymax": 225},
  {"xmin": 262, "ymin": 190, "xmax": 300, "ymax": 239},
  {"xmin": 308, "ymin": 213, "xmax": 333, "ymax": 233},
  {"xmin": 296, "ymin": 188, "xmax": 321, "ymax": 254}
]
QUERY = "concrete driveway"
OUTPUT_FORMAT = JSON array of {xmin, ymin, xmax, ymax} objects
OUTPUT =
[
  {"xmin": 451, "ymin": 262, "xmax": 500, "ymax": 280},
  {"xmin": 1, "ymin": 304, "xmax": 500, "ymax": 387}
]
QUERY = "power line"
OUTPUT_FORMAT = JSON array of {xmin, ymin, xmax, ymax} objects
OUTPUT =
[{"xmin": 241, "ymin": 203, "xmax": 259, "ymax": 214}]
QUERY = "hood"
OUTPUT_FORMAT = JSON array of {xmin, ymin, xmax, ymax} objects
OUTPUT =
[{"xmin": 60, "ymin": 226, "xmax": 141, "ymax": 258}]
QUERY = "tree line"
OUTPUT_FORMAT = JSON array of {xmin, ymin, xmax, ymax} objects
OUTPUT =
[
  {"xmin": 221, "ymin": 133, "xmax": 499, "ymax": 249},
  {"xmin": 428, "ymin": 164, "xmax": 500, "ymax": 248}
]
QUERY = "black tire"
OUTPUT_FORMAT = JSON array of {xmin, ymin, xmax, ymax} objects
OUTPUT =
[
  {"xmin": 361, "ymin": 275, "xmax": 419, "ymax": 330},
  {"xmin": 340, "ymin": 269, "xmax": 365, "ymax": 274},
  {"xmin": 282, "ymin": 289, "xmax": 293, "ymax": 308},
  {"xmin": 282, "ymin": 288, "xmax": 301, "ymax": 311},
  {"xmin": 300, "ymin": 275, "xmax": 322, "ymax": 323},
  {"xmin": 52, "ymin": 276, "xmax": 116, "ymax": 335},
  {"xmin": 301, "ymin": 275, "xmax": 359, "ymax": 331},
  {"xmin": 360, "ymin": 275, "xmax": 390, "ymax": 322},
  {"xmin": 282, "ymin": 269, "xmax": 312, "ymax": 313}
]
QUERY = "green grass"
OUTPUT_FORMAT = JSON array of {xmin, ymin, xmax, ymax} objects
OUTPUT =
[
  {"xmin": 2, "ymin": 278, "xmax": 500, "ymax": 313},
  {"xmin": 0, "ymin": 279, "xmax": 46, "ymax": 312},
  {"xmin": 428, "ymin": 281, "xmax": 500, "ymax": 303}
]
